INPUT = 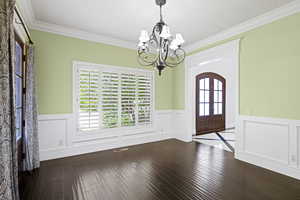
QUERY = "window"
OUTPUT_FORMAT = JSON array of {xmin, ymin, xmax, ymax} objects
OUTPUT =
[
  {"xmin": 74, "ymin": 62, "xmax": 153, "ymax": 133},
  {"xmin": 213, "ymin": 79, "xmax": 223, "ymax": 115},
  {"xmin": 197, "ymin": 73, "xmax": 225, "ymax": 118},
  {"xmin": 199, "ymin": 78, "xmax": 210, "ymax": 116},
  {"xmin": 15, "ymin": 37, "xmax": 25, "ymax": 140}
]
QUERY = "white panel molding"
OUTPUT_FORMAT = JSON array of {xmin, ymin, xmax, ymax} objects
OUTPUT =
[
  {"xmin": 185, "ymin": 0, "xmax": 300, "ymax": 53},
  {"xmin": 236, "ymin": 115, "xmax": 300, "ymax": 180},
  {"xmin": 172, "ymin": 110, "xmax": 190, "ymax": 142},
  {"xmin": 38, "ymin": 110, "xmax": 176, "ymax": 161},
  {"xmin": 37, "ymin": 111, "xmax": 300, "ymax": 180}
]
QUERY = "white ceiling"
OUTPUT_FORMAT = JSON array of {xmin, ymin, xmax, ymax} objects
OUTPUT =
[{"xmin": 30, "ymin": 0, "xmax": 294, "ymax": 47}]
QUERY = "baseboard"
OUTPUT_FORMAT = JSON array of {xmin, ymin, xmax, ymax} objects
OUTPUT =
[{"xmin": 235, "ymin": 151, "xmax": 300, "ymax": 180}]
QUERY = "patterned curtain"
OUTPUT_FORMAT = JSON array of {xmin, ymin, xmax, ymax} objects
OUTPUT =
[
  {"xmin": 24, "ymin": 45, "xmax": 40, "ymax": 171},
  {"xmin": 0, "ymin": 0, "xmax": 20, "ymax": 200}
]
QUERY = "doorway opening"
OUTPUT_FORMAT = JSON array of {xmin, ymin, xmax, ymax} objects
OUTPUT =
[{"xmin": 194, "ymin": 72, "xmax": 235, "ymax": 152}]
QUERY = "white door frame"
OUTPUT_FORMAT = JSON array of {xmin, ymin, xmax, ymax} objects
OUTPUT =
[{"xmin": 183, "ymin": 39, "xmax": 240, "ymax": 142}]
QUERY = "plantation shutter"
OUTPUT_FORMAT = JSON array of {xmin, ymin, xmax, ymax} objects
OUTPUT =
[
  {"xmin": 76, "ymin": 63, "xmax": 153, "ymax": 133},
  {"xmin": 78, "ymin": 69, "xmax": 101, "ymax": 131},
  {"xmin": 137, "ymin": 75, "xmax": 152, "ymax": 125},
  {"xmin": 101, "ymin": 71, "xmax": 119, "ymax": 128},
  {"xmin": 121, "ymin": 73, "xmax": 136, "ymax": 127}
]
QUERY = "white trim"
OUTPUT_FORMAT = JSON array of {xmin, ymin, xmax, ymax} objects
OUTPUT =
[
  {"xmin": 236, "ymin": 151, "xmax": 300, "ymax": 180},
  {"xmin": 18, "ymin": 0, "xmax": 300, "ymax": 51},
  {"xmin": 236, "ymin": 115, "xmax": 300, "ymax": 180},
  {"xmin": 40, "ymin": 132, "xmax": 171, "ymax": 161},
  {"xmin": 184, "ymin": 39, "xmax": 240, "ymax": 142},
  {"xmin": 72, "ymin": 61, "xmax": 155, "ymax": 140},
  {"xmin": 185, "ymin": 0, "xmax": 300, "ymax": 53},
  {"xmin": 30, "ymin": 20, "xmax": 137, "ymax": 50},
  {"xmin": 38, "ymin": 110, "xmax": 175, "ymax": 160},
  {"xmin": 17, "ymin": 1, "xmax": 136, "ymax": 49},
  {"xmin": 155, "ymin": 110, "xmax": 175, "ymax": 115},
  {"xmin": 73, "ymin": 61, "xmax": 153, "ymax": 74}
]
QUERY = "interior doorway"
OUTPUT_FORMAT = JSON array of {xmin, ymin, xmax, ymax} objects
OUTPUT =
[{"xmin": 196, "ymin": 72, "xmax": 225, "ymax": 135}]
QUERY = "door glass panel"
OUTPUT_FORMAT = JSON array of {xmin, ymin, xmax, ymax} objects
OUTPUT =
[
  {"xmin": 218, "ymin": 103, "xmax": 222, "ymax": 114},
  {"xmin": 214, "ymin": 103, "xmax": 218, "ymax": 115},
  {"xmin": 204, "ymin": 103, "xmax": 209, "ymax": 116},
  {"xmin": 199, "ymin": 79, "xmax": 205, "ymax": 89},
  {"xmin": 204, "ymin": 91, "xmax": 209, "ymax": 102},
  {"xmin": 214, "ymin": 79, "xmax": 219, "ymax": 90},
  {"xmin": 199, "ymin": 103, "xmax": 204, "ymax": 116},
  {"xmin": 218, "ymin": 91, "xmax": 222, "ymax": 102},
  {"xmin": 214, "ymin": 90, "xmax": 218, "ymax": 102},
  {"xmin": 213, "ymin": 78, "xmax": 223, "ymax": 115},
  {"xmin": 200, "ymin": 90, "xmax": 204, "ymax": 102},
  {"xmin": 219, "ymin": 81, "xmax": 223, "ymax": 90},
  {"xmin": 204, "ymin": 78, "xmax": 209, "ymax": 90}
]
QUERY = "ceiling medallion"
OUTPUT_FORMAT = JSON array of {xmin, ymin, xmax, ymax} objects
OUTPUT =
[{"xmin": 137, "ymin": 0, "xmax": 186, "ymax": 75}]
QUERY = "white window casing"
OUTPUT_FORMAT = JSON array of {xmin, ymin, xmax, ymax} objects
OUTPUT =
[{"xmin": 73, "ymin": 61, "xmax": 155, "ymax": 137}]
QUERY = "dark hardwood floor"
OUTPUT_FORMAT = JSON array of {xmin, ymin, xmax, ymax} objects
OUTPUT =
[{"xmin": 21, "ymin": 139, "xmax": 300, "ymax": 200}]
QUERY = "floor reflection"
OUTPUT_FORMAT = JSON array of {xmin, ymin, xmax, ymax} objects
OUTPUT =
[{"xmin": 193, "ymin": 129, "xmax": 235, "ymax": 152}]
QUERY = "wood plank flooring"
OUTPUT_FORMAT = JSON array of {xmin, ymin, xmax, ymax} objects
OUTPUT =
[{"xmin": 21, "ymin": 139, "xmax": 300, "ymax": 200}]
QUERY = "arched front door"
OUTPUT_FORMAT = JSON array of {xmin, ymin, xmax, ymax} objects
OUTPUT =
[{"xmin": 196, "ymin": 72, "xmax": 225, "ymax": 135}]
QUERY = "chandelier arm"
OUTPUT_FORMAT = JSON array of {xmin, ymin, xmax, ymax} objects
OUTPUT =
[
  {"xmin": 137, "ymin": 57, "xmax": 157, "ymax": 66},
  {"xmin": 137, "ymin": 39, "xmax": 160, "ymax": 66},
  {"xmin": 163, "ymin": 40, "xmax": 169, "ymax": 61},
  {"xmin": 164, "ymin": 48, "xmax": 186, "ymax": 67},
  {"xmin": 137, "ymin": 52, "xmax": 158, "ymax": 65}
]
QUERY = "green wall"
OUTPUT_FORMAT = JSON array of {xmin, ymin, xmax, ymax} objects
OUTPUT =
[
  {"xmin": 31, "ymin": 30, "xmax": 174, "ymax": 114},
  {"xmin": 173, "ymin": 12, "xmax": 300, "ymax": 120},
  {"xmin": 33, "ymin": 12, "xmax": 300, "ymax": 119}
]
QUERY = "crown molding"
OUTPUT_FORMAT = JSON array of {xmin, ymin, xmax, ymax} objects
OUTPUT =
[
  {"xmin": 17, "ymin": 0, "xmax": 300, "ymax": 52},
  {"xmin": 16, "ymin": 0, "xmax": 137, "ymax": 50},
  {"xmin": 185, "ymin": 0, "xmax": 300, "ymax": 53},
  {"xmin": 30, "ymin": 19, "xmax": 137, "ymax": 50}
]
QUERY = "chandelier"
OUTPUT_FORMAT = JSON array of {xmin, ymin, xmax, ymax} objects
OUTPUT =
[{"xmin": 137, "ymin": 0, "xmax": 186, "ymax": 75}]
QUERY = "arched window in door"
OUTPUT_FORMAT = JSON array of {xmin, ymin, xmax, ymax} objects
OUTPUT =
[
  {"xmin": 214, "ymin": 79, "xmax": 223, "ymax": 115},
  {"xmin": 196, "ymin": 73, "xmax": 225, "ymax": 135}
]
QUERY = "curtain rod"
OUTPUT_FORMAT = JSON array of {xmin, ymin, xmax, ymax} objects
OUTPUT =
[{"xmin": 14, "ymin": 7, "xmax": 34, "ymax": 44}]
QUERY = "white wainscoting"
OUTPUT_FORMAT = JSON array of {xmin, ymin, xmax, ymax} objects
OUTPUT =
[
  {"xmin": 38, "ymin": 110, "xmax": 175, "ymax": 161},
  {"xmin": 173, "ymin": 110, "xmax": 191, "ymax": 142},
  {"xmin": 236, "ymin": 115, "xmax": 300, "ymax": 180},
  {"xmin": 38, "ymin": 111, "xmax": 300, "ymax": 180}
]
